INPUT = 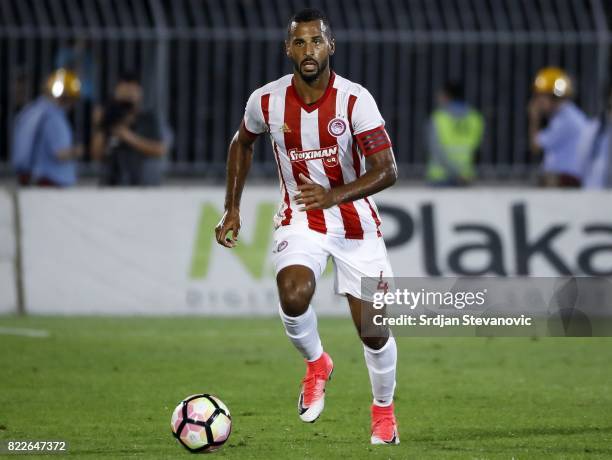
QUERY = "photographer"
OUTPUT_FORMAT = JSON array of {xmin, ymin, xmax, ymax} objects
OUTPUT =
[{"xmin": 91, "ymin": 72, "xmax": 168, "ymax": 186}]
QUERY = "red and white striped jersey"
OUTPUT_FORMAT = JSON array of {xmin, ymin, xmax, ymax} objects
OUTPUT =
[{"xmin": 242, "ymin": 72, "xmax": 393, "ymax": 239}]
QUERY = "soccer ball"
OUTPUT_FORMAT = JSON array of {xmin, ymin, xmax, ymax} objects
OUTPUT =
[{"xmin": 170, "ymin": 394, "xmax": 232, "ymax": 453}]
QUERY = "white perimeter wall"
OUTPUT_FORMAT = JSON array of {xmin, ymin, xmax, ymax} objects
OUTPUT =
[
  {"xmin": 0, "ymin": 190, "xmax": 17, "ymax": 313},
  {"xmin": 11, "ymin": 187, "xmax": 612, "ymax": 315}
]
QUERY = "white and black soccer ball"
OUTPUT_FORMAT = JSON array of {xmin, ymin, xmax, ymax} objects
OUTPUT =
[{"xmin": 170, "ymin": 394, "xmax": 232, "ymax": 453}]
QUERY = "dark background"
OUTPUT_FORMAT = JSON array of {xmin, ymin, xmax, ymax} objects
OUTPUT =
[{"xmin": 0, "ymin": 0, "xmax": 610, "ymax": 180}]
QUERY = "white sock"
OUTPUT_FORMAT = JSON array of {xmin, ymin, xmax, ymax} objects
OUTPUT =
[
  {"xmin": 364, "ymin": 336, "xmax": 397, "ymax": 407},
  {"xmin": 278, "ymin": 304, "xmax": 323, "ymax": 362}
]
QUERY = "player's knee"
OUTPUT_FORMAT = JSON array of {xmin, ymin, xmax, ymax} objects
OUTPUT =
[
  {"xmin": 277, "ymin": 278, "xmax": 314, "ymax": 315},
  {"xmin": 360, "ymin": 333, "xmax": 389, "ymax": 350},
  {"xmin": 353, "ymin": 311, "xmax": 390, "ymax": 350}
]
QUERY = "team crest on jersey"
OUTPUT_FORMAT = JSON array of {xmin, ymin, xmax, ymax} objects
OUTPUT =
[
  {"xmin": 288, "ymin": 145, "xmax": 339, "ymax": 167},
  {"xmin": 327, "ymin": 117, "xmax": 347, "ymax": 137}
]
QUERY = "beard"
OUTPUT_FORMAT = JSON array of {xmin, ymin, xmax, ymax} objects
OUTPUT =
[{"xmin": 294, "ymin": 58, "xmax": 328, "ymax": 83}]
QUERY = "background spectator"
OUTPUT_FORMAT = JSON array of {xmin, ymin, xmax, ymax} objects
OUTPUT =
[
  {"xmin": 10, "ymin": 68, "xmax": 83, "ymax": 187},
  {"xmin": 54, "ymin": 38, "xmax": 97, "ymax": 103},
  {"xmin": 580, "ymin": 84, "xmax": 611, "ymax": 189},
  {"xmin": 55, "ymin": 38, "xmax": 100, "ymax": 162},
  {"xmin": 529, "ymin": 67, "xmax": 588, "ymax": 187},
  {"xmin": 91, "ymin": 72, "xmax": 168, "ymax": 186},
  {"xmin": 426, "ymin": 81, "xmax": 484, "ymax": 186},
  {"xmin": 12, "ymin": 67, "xmax": 31, "ymax": 112}
]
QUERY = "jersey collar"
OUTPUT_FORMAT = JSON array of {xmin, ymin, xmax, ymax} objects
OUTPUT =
[{"xmin": 289, "ymin": 71, "xmax": 336, "ymax": 113}]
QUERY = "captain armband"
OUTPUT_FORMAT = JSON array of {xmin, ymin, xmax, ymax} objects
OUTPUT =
[{"xmin": 354, "ymin": 126, "xmax": 392, "ymax": 156}]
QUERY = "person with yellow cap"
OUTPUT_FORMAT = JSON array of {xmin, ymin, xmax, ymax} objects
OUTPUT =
[
  {"xmin": 10, "ymin": 68, "xmax": 84, "ymax": 186},
  {"xmin": 528, "ymin": 67, "xmax": 588, "ymax": 187}
]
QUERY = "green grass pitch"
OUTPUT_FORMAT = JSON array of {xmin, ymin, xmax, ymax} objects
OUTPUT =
[{"xmin": 1, "ymin": 316, "xmax": 611, "ymax": 459}]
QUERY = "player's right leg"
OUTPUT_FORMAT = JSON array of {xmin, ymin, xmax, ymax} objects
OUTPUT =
[{"xmin": 272, "ymin": 227, "xmax": 333, "ymax": 423}]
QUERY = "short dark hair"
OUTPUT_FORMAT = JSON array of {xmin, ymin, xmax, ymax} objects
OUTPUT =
[
  {"xmin": 443, "ymin": 81, "xmax": 465, "ymax": 101},
  {"xmin": 287, "ymin": 8, "xmax": 332, "ymax": 40}
]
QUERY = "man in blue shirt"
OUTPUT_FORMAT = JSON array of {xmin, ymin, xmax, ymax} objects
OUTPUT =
[
  {"xmin": 11, "ymin": 69, "xmax": 83, "ymax": 187},
  {"xmin": 528, "ymin": 67, "xmax": 588, "ymax": 187}
]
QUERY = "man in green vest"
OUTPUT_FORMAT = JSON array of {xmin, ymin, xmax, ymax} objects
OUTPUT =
[{"xmin": 426, "ymin": 81, "xmax": 484, "ymax": 186}]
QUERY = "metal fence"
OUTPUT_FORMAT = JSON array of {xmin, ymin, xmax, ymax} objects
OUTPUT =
[{"xmin": 1, "ymin": 0, "xmax": 610, "ymax": 179}]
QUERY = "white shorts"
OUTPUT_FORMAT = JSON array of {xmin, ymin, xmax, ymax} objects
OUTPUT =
[{"xmin": 271, "ymin": 225, "xmax": 394, "ymax": 301}]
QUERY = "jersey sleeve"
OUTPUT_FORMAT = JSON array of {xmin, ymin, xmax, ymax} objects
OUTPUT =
[
  {"xmin": 242, "ymin": 89, "xmax": 267, "ymax": 139},
  {"xmin": 351, "ymin": 88, "xmax": 392, "ymax": 156}
]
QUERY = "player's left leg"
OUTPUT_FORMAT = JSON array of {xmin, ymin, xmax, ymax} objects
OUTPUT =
[
  {"xmin": 347, "ymin": 295, "xmax": 399, "ymax": 445},
  {"xmin": 330, "ymin": 236, "xmax": 399, "ymax": 445}
]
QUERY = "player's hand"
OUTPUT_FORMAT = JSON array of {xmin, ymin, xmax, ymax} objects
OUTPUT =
[
  {"xmin": 295, "ymin": 173, "xmax": 338, "ymax": 211},
  {"xmin": 215, "ymin": 209, "xmax": 241, "ymax": 248}
]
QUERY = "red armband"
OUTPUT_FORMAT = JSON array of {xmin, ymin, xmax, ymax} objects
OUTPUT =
[{"xmin": 354, "ymin": 125, "xmax": 392, "ymax": 156}]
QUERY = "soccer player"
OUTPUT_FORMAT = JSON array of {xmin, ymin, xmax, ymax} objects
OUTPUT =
[{"xmin": 215, "ymin": 8, "xmax": 399, "ymax": 444}]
